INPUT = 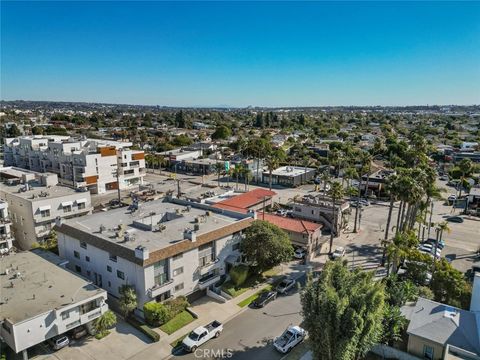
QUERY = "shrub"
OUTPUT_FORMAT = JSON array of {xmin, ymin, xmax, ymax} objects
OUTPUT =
[
  {"xmin": 143, "ymin": 302, "xmax": 172, "ymax": 327},
  {"xmin": 229, "ymin": 265, "xmax": 249, "ymax": 287},
  {"xmin": 126, "ymin": 316, "xmax": 160, "ymax": 342},
  {"xmin": 164, "ymin": 296, "xmax": 189, "ymax": 316}
]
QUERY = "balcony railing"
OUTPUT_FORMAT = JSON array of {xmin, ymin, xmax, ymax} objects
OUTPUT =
[
  {"xmin": 198, "ymin": 274, "xmax": 221, "ymax": 290},
  {"xmin": 147, "ymin": 279, "xmax": 174, "ymax": 298}
]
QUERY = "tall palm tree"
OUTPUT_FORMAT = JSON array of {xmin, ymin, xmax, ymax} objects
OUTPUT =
[
  {"xmin": 343, "ymin": 167, "xmax": 358, "ymax": 190},
  {"xmin": 327, "ymin": 181, "xmax": 345, "ymax": 254},
  {"xmin": 214, "ymin": 162, "xmax": 224, "ymax": 188},
  {"xmin": 457, "ymin": 158, "xmax": 473, "ymax": 199},
  {"xmin": 265, "ymin": 149, "xmax": 286, "ymax": 190},
  {"xmin": 360, "ymin": 152, "xmax": 372, "ymax": 198},
  {"xmin": 232, "ymin": 164, "xmax": 244, "ymax": 191}
]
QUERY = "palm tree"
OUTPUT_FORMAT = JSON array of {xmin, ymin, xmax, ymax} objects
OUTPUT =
[
  {"xmin": 232, "ymin": 164, "xmax": 244, "ymax": 191},
  {"xmin": 360, "ymin": 152, "xmax": 372, "ymax": 199},
  {"xmin": 265, "ymin": 149, "xmax": 286, "ymax": 190},
  {"xmin": 327, "ymin": 181, "xmax": 345, "ymax": 254},
  {"xmin": 457, "ymin": 158, "xmax": 473, "ymax": 199},
  {"xmin": 343, "ymin": 167, "xmax": 358, "ymax": 189},
  {"xmin": 214, "ymin": 162, "xmax": 224, "ymax": 187},
  {"xmin": 94, "ymin": 310, "xmax": 117, "ymax": 336}
]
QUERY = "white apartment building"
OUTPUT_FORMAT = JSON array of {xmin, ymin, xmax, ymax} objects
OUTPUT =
[
  {"xmin": 3, "ymin": 136, "xmax": 146, "ymax": 194},
  {"xmin": 0, "ymin": 200, "xmax": 14, "ymax": 254},
  {"xmin": 0, "ymin": 167, "xmax": 93, "ymax": 250},
  {"xmin": 56, "ymin": 198, "xmax": 255, "ymax": 316},
  {"xmin": 0, "ymin": 249, "xmax": 108, "ymax": 357}
]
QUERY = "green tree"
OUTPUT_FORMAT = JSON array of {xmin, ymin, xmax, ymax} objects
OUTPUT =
[
  {"xmin": 94, "ymin": 310, "xmax": 117, "ymax": 336},
  {"xmin": 212, "ymin": 125, "xmax": 232, "ymax": 140},
  {"xmin": 381, "ymin": 305, "xmax": 407, "ymax": 346},
  {"xmin": 241, "ymin": 220, "xmax": 293, "ymax": 273},
  {"xmin": 431, "ymin": 259, "xmax": 472, "ymax": 309},
  {"xmin": 265, "ymin": 148, "xmax": 286, "ymax": 190},
  {"xmin": 301, "ymin": 260, "xmax": 385, "ymax": 360},
  {"xmin": 119, "ymin": 285, "xmax": 137, "ymax": 317}
]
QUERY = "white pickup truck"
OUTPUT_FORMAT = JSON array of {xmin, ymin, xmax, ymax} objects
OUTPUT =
[
  {"xmin": 273, "ymin": 326, "xmax": 306, "ymax": 353},
  {"xmin": 182, "ymin": 320, "xmax": 223, "ymax": 353}
]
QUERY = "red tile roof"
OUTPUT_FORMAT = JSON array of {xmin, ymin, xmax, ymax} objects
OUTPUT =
[
  {"xmin": 258, "ymin": 213, "xmax": 322, "ymax": 234},
  {"xmin": 214, "ymin": 188, "xmax": 276, "ymax": 211}
]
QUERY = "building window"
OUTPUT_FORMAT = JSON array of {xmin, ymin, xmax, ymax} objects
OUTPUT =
[
  {"xmin": 198, "ymin": 242, "xmax": 215, "ymax": 267},
  {"xmin": 1, "ymin": 322, "xmax": 11, "ymax": 334},
  {"xmin": 86, "ymin": 256, "xmax": 90, "ymax": 262},
  {"xmin": 154, "ymin": 259, "xmax": 169, "ymax": 286},
  {"xmin": 63, "ymin": 205, "xmax": 72, "ymax": 213},
  {"xmin": 40, "ymin": 209, "xmax": 50, "ymax": 218},
  {"xmin": 107, "ymin": 265, "xmax": 112, "ymax": 272},
  {"xmin": 108, "ymin": 281, "xmax": 111, "ymax": 287},
  {"xmin": 423, "ymin": 345, "xmax": 434, "ymax": 360},
  {"xmin": 172, "ymin": 253, "xmax": 183, "ymax": 261},
  {"xmin": 75, "ymin": 265, "xmax": 82, "ymax": 273},
  {"xmin": 61, "ymin": 310, "xmax": 70, "ymax": 320},
  {"xmin": 80, "ymin": 241, "xmax": 87, "ymax": 249},
  {"xmin": 173, "ymin": 267, "xmax": 184, "ymax": 277},
  {"xmin": 78, "ymin": 202, "xmax": 86, "ymax": 210},
  {"xmin": 174, "ymin": 283, "xmax": 184, "ymax": 292},
  {"xmin": 109, "ymin": 254, "xmax": 117, "ymax": 262},
  {"xmin": 117, "ymin": 270, "xmax": 125, "ymax": 280},
  {"xmin": 74, "ymin": 250, "xmax": 80, "ymax": 259}
]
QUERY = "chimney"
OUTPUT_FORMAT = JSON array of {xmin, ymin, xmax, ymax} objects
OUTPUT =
[
  {"xmin": 471, "ymin": 273, "xmax": 480, "ymax": 313},
  {"xmin": 55, "ymin": 216, "xmax": 63, "ymax": 227},
  {"xmin": 184, "ymin": 228, "xmax": 197, "ymax": 242},
  {"xmin": 135, "ymin": 245, "xmax": 149, "ymax": 261}
]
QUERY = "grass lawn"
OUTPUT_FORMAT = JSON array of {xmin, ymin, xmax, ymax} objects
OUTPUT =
[
  {"xmin": 160, "ymin": 311, "xmax": 195, "ymax": 335},
  {"xmin": 237, "ymin": 285, "xmax": 273, "ymax": 308},
  {"xmin": 222, "ymin": 267, "xmax": 282, "ymax": 298}
]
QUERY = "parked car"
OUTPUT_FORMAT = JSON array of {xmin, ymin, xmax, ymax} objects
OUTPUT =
[
  {"xmin": 447, "ymin": 195, "xmax": 457, "ymax": 204},
  {"xmin": 276, "ymin": 209, "xmax": 287, "ymax": 216},
  {"xmin": 273, "ymin": 326, "xmax": 306, "ymax": 353},
  {"xmin": 330, "ymin": 247, "xmax": 346, "ymax": 260},
  {"xmin": 446, "ymin": 216, "xmax": 463, "ymax": 223},
  {"xmin": 47, "ymin": 335, "xmax": 70, "ymax": 351},
  {"xmin": 424, "ymin": 238, "xmax": 445, "ymax": 250},
  {"xmin": 294, "ymin": 248, "xmax": 306, "ymax": 259},
  {"xmin": 276, "ymin": 278, "xmax": 296, "ymax": 294},
  {"xmin": 252, "ymin": 291, "xmax": 277, "ymax": 308},
  {"xmin": 70, "ymin": 326, "xmax": 88, "ymax": 340},
  {"xmin": 182, "ymin": 321, "xmax": 223, "ymax": 353}
]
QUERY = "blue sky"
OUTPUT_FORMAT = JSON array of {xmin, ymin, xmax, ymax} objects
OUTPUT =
[{"xmin": 1, "ymin": 1, "xmax": 479, "ymax": 107}]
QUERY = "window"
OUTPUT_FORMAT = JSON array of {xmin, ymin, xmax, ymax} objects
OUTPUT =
[
  {"xmin": 63, "ymin": 205, "xmax": 72, "ymax": 213},
  {"xmin": 61, "ymin": 311, "xmax": 70, "ymax": 320},
  {"xmin": 175, "ymin": 283, "xmax": 184, "ymax": 292},
  {"xmin": 109, "ymin": 254, "xmax": 117, "ymax": 262},
  {"xmin": 85, "ymin": 256, "xmax": 90, "ymax": 262},
  {"xmin": 80, "ymin": 241, "xmax": 87, "ymax": 249},
  {"xmin": 75, "ymin": 265, "xmax": 82, "ymax": 273},
  {"xmin": 173, "ymin": 267, "xmax": 184, "ymax": 277},
  {"xmin": 199, "ymin": 243, "xmax": 215, "ymax": 267},
  {"xmin": 153, "ymin": 259, "xmax": 169, "ymax": 286},
  {"xmin": 40, "ymin": 209, "xmax": 50, "ymax": 218},
  {"xmin": 423, "ymin": 345, "xmax": 434, "ymax": 360},
  {"xmin": 172, "ymin": 253, "xmax": 183, "ymax": 261},
  {"xmin": 311, "ymin": 210, "xmax": 314, "ymax": 215},
  {"xmin": 108, "ymin": 281, "xmax": 111, "ymax": 287},
  {"xmin": 107, "ymin": 265, "xmax": 112, "ymax": 272},
  {"xmin": 80, "ymin": 299, "xmax": 99, "ymax": 315},
  {"xmin": 117, "ymin": 270, "xmax": 125, "ymax": 280},
  {"xmin": 74, "ymin": 250, "xmax": 80, "ymax": 259},
  {"xmin": 78, "ymin": 202, "xmax": 86, "ymax": 210}
]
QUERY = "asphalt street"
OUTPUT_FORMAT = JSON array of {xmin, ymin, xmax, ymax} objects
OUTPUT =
[{"xmin": 172, "ymin": 276, "xmax": 306, "ymax": 360}]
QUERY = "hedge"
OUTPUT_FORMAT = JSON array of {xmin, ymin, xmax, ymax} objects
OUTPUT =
[
  {"xmin": 126, "ymin": 316, "xmax": 160, "ymax": 342},
  {"xmin": 143, "ymin": 296, "xmax": 190, "ymax": 327},
  {"xmin": 229, "ymin": 264, "xmax": 249, "ymax": 287}
]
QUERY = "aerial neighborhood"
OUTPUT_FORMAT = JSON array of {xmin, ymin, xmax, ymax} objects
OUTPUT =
[
  {"xmin": 1, "ymin": 2, "xmax": 480, "ymax": 360},
  {"xmin": 0, "ymin": 102, "xmax": 479, "ymax": 360}
]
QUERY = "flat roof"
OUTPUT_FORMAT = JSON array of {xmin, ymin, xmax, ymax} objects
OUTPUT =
[
  {"xmin": 266, "ymin": 166, "xmax": 315, "ymax": 177},
  {"xmin": 61, "ymin": 198, "xmax": 244, "ymax": 253},
  {"xmin": 0, "ymin": 249, "xmax": 105, "ymax": 324},
  {"xmin": 0, "ymin": 181, "xmax": 80, "ymax": 200}
]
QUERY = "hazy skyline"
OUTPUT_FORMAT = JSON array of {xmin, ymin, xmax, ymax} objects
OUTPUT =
[{"xmin": 1, "ymin": 1, "xmax": 480, "ymax": 107}]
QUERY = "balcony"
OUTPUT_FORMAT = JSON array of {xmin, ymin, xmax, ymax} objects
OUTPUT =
[
  {"xmin": 0, "ymin": 217, "xmax": 11, "ymax": 225},
  {"xmin": 147, "ymin": 279, "xmax": 174, "ymax": 298},
  {"xmin": 198, "ymin": 258, "xmax": 220, "ymax": 276},
  {"xmin": 198, "ymin": 274, "xmax": 221, "ymax": 290}
]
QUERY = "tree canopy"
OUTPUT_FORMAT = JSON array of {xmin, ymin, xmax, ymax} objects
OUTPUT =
[{"xmin": 241, "ymin": 220, "xmax": 293, "ymax": 273}]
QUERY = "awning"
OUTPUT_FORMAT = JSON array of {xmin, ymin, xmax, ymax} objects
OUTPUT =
[
  {"xmin": 61, "ymin": 201, "xmax": 73, "ymax": 207},
  {"xmin": 39, "ymin": 205, "xmax": 51, "ymax": 211},
  {"xmin": 76, "ymin": 198, "xmax": 87, "ymax": 204},
  {"xmin": 225, "ymin": 254, "xmax": 239, "ymax": 265}
]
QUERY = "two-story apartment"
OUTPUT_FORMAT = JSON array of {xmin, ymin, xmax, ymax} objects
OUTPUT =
[
  {"xmin": 0, "ymin": 167, "xmax": 93, "ymax": 249},
  {"xmin": 56, "ymin": 198, "xmax": 256, "ymax": 316},
  {"xmin": 0, "ymin": 249, "xmax": 108, "ymax": 357},
  {"xmin": 3, "ymin": 136, "xmax": 146, "ymax": 193}
]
